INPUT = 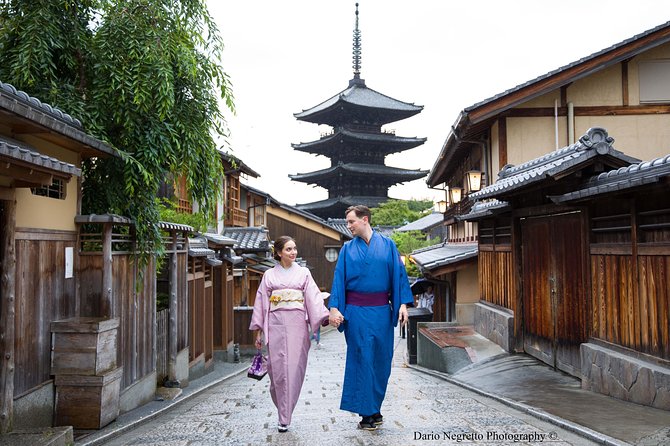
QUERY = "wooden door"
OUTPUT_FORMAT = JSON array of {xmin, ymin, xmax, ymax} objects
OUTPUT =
[{"xmin": 521, "ymin": 212, "xmax": 587, "ymax": 377}]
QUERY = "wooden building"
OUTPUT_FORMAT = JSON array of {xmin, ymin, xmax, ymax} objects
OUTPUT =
[
  {"xmin": 464, "ymin": 127, "xmax": 669, "ymax": 409},
  {"xmin": 425, "ymin": 20, "xmax": 670, "ymax": 334},
  {"xmin": 289, "ymin": 4, "xmax": 427, "ymax": 218},
  {"xmin": 0, "ymin": 82, "xmax": 117, "ymax": 431}
]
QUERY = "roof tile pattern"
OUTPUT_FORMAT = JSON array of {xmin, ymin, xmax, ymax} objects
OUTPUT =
[{"xmin": 222, "ymin": 227, "xmax": 271, "ymax": 251}]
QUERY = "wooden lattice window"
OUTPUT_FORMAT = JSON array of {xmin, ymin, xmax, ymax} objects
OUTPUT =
[{"xmin": 31, "ymin": 178, "xmax": 65, "ymax": 199}]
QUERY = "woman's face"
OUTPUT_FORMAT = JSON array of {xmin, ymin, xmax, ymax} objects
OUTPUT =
[{"xmin": 278, "ymin": 240, "xmax": 298, "ymax": 265}]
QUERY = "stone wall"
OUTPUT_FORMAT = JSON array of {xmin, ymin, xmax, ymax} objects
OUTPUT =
[
  {"xmin": 581, "ymin": 343, "xmax": 670, "ymax": 410},
  {"xmin": 473, "ymin": 302, "xmax": 514, "ymax": 352}
]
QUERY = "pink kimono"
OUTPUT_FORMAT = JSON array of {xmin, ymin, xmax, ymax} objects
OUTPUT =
[{"xmin": 249, "ymin": 263, "xmax": 329, "ymax": 426}]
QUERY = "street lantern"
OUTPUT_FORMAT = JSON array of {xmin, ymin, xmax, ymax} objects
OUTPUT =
[
  {"xmin": 466, "ymin": 170, "xmax": 483, "ymax": 192},
  {"xmin": 449, "ymin": 186, "xmax": 462, "ymax": 204},
  {"xmin": 435, "ymin": 199, "xmax": 448, "ymax": 213}
]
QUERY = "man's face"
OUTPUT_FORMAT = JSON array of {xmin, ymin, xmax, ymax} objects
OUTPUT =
[{"xmin": 346, "ymin": 211, "xmax": 367, "ymax": 237}]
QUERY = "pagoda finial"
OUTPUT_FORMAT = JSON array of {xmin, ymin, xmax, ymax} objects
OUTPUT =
[{"xmin": 352, "ymin": 3, "xmax": 362, "ymax": 79}]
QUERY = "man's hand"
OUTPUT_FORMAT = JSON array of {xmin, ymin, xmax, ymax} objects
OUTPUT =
[
  {"xmin": 398, "ymin": 304, "xmax": 409, "ymax": 327},
  {"xmin": 329, "ymin": 307, "xmax": 344, "ymax": 328}
]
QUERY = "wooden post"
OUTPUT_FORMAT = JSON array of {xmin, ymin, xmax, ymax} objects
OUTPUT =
[
  {"xmin": 168, "ymin": 230, "xmax": 178, "ymax": 383},
  {"xmin": 102, "ymin": 222, "xmax": 113, "ymax": 318},
  {"xmin": 0, "ymin": 196, "xmax": 16, "ymax": 433}
]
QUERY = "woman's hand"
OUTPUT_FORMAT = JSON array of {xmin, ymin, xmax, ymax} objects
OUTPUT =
[
  {"xmin": 329, "ymin": 308, "xmax": 344, "ymax": 328},
  {"xmin": 254, "ymin": 331, "xmax": 263, "ymax": 349}
]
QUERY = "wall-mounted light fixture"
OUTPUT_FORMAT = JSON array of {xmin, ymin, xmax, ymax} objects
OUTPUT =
[
  {"xmin": 449, "ymin": 186, "xmax": 462, "ymax": 204},
  {"xmin": 466, "ymin": 170, "xmax": 483, "ymax": 193},
  {"xmin": 435, "ymin": 198, "xmax": 448, "ymax": 213}
]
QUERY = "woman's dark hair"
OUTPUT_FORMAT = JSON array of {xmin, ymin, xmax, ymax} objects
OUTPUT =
[{"xmin": 273, "ymin": 235, "xmax": 295, "ymax": 261}]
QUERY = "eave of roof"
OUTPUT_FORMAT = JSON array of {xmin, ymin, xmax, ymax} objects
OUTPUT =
[
  {"xmin": 290, "ymin": 163, "xmax": 428, "ymax": 183},
  {"xmin": 410, "ymin": 242, "xmax": 478, "ymax": 272},
  {"xmin": 552, "ymin": 152, "xmax": 670, "ymax": 203},
  {"xmin": 0, "ymin": 82, "xmax": 118, "ymax": 159},
  {"xmin": 294, "ymin": 81, "xmax": 423, "ymax": 123},
  {"xmin": 220, "ymin": 151, "xmax": 260, "ymax": 178},
  {"xmin": 292, "ymin": 129, "xmax": 426, "ymax": 154},
  {"xmin": 427, "ymin": 21, "xmax": 670, "ymax": 186},
  {"xmin": 0, "ymin": 137, "xmax": 80, "ymax": 182},
  {"xmin": 469, "ymin": 128, "xmax": 639, "ymax": 201}
]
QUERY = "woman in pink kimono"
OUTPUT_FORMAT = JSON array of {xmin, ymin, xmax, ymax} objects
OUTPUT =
[{"xmin": 249, "ymin": 236, "xmax": 329, "ymax": 433}]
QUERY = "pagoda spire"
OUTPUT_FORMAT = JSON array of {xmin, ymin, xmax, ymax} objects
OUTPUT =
[{"xmin": 351, "ymin": 3, "xmax": 363, "ymax": 83}]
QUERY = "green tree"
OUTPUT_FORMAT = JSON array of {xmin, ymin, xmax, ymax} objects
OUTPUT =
[
  {"xmin": 0, "ymin": 0, "xmax": 233, "ymax": 264},
  {"xmin": 371, "ymin": 200, "xmax": 420, "ymax": 226},
  {"xmin": 391, "ymin": 230, "xmax": 440, "ymax": 278}
]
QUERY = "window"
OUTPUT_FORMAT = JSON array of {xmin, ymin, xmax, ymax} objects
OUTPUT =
[
  {"xmin": 31, "ymin": 178, "xmax": 65, "ymax": 199},
  {"xmin": 639, "ymin": 60, "xmax": 670, "ymax": 103},
  {"xmin": 325, "ymin": 248, "xmax": 339, "ymax": 263}
]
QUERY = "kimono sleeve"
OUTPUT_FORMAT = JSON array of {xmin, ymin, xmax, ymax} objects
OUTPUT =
[
  {"xmin": 249, "ymin": 274, "xmax": 271, "ymax": 344},
  {"xmin": 302, "ymin": 268, "xmax": 329, "ymax": 335}
]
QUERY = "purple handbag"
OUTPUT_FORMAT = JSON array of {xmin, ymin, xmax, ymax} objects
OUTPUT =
[{"xmin": 247, "ymin": 349, "xmax": 268, "ymax": 380}]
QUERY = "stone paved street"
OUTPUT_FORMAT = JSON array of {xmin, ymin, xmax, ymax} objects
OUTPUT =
[{"xmin": 99, "ymin": 329, "xmax": 600, "ymax": 446}]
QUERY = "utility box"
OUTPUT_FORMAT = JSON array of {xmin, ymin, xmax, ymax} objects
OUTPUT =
[{"xmin": 407, "ymin": 307, "xmax": 433, "ymax": 364}]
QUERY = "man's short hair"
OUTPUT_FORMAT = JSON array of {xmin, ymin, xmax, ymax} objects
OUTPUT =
[{"xmin": 345, "ymin": 205, "xmax": 371, "ymax": 223}]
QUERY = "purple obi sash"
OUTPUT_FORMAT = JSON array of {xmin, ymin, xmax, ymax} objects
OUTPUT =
[{"xmin": 346, "ymin": 291, "xmax": 389, "ymax": 306}]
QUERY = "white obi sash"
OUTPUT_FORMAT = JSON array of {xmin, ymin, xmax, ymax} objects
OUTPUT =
[{"xmin": 269, "ymin": 288, "xmax": 304, "ymax": 311}]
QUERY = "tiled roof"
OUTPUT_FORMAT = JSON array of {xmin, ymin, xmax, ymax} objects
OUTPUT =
[
  {"xmin": 202, "ymin": 233, "xmax": 237, "ymax": 247},
  {"xmin": 459, "ymin": 199, "xmax": 510, "ymax": 221},
  {"xmin": 427, "ymin": 21, "xmax": 670, "ymax": 187},
  {"xmin": 469, "ymin": 128, "xmax": 639, "ymax": 200},
  {"xmin": 188, "ymin": 236, "xmax": 216, "ymax": 257},
  {"xmin": 464, "ymin": 22, "xmax": 670, "ymax": 115},
  {"xmin": 0, "ymin": 82, "xmax": 117, "ymax": 158},
  {"xmin": 410, "ymin": 243, "xmax": 478, "ymax": 272},
  {"xmin": 159, "ymin": 221, "xmax": 194, "ymax": 232},
  {"xmin": 0, "ymin": 82, "xmax": 82, "ymax": 127},
  {"xmin": 292, "ymin": 129, "xmax": 425, "ymax": 154},
  {"xmin": 397, "ymin": 212, "xmax": 444, "ymax": 232},
  {"xmin": 294, "ymin": 82, "xmax": 422, "ymax": 119},
  {"xmin": 219, "ymin": 151, "xmax": 260, "ymax": 178},
  {"xmin": 297, "ymin": 196, "xmax": 389, "ymax": 213},
  {"xmin": 326, "ymin": 218, "xmax": 352, "ymax": 237},
  {"xmin": 222, "ymin": 227, "xmax": 271, "ymax": 251},
  {"xmin": 290, "ymin": 163, "xmax": 428, "ymax": 183},
  {"xmin": 554, "ymin": 152, "xmax": 670, "ymax": 203},
  {"xmin": 0, "ymin": 137, "xmax": 80, "ymax": 177}
]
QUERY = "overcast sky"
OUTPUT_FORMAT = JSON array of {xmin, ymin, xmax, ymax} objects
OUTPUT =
[{"xmin": 207, "ymin": 0, "xmax": 670, "ymax": 207}]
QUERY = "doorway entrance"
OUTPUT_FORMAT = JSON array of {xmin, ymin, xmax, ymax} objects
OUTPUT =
[{"xmin": 521, "ymin": 211, "xmax": 587, "ymax": 377}]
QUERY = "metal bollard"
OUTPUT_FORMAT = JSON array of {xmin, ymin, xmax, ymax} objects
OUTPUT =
[{"xmin": 233, "ymin": 343, "xmax": 240, "ymax": 363}]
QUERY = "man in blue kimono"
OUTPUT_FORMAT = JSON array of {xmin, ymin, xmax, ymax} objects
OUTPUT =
[{"xmin": 328, "ymin": 205, "xmax": 413, "ymax": 430}]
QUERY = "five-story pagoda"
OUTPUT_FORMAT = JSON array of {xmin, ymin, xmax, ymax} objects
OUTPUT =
[{"xmin": 290, "ymin": 3, "xmax": 427, "ymax": 219}]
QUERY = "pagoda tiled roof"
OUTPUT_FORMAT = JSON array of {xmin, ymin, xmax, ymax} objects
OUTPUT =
[
  {"xmin": 294, "ymin": 80, "xmax": 422, "ymax": 126},
  {"xmin": 296, "ymin": 196, "xmax": 391, "ymax": 219},
  {"xmin": 292, "ymin": 128, "xmax": 426, "ymax": 156},
  {"xmin": 290, "ymin": 163, "xmax": 427, "ymax": 184}
]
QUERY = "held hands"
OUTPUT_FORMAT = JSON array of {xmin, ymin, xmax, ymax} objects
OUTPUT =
[
  {"xmin": 398, "ymin": 304, "xmax": 409, "ymax": 327},
  {"xmin": 329, "ymin": 308, "xmax": 344, "ymax": 328}
]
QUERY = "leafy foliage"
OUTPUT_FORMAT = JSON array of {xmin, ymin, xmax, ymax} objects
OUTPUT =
[
  {"xmin": 0, "ymin": 0, "xmax": 233, "ymax": 266},
  {"xmin": 391, "ymin": 230, "xmax": 440, "ymax": 278},
  {"xmin": 371, "ymin": 200, "xmax": 416, "ymax": 225}
]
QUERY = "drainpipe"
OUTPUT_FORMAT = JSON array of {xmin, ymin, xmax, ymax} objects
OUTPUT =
[
  {"xmin": 567, "ymin": 102, "xmax": 575, "ymax": 145},
  {"xmin": 554, "ymin": 99, "xmax": 559, "ymax": 149}
]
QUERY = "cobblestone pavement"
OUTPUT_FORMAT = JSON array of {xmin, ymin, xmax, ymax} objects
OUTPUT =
[{"xmin": 99, "ymin": 330, "xmax": 600, "ymax": 446}]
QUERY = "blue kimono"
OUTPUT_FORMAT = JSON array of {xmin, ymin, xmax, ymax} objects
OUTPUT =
[{"xmin": 329, "ymin": 231, "xmax": 414, "ymax": 416}]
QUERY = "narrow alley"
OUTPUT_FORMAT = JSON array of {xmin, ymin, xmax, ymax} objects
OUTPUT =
[{"xmin": 91, "ymin": 329, "xmax": 600, "ymax": 446}]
